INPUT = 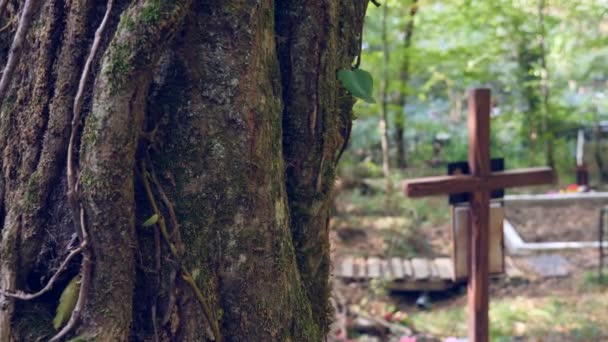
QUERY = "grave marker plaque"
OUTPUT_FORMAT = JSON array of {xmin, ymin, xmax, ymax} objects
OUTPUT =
[{"xmin": 452, "ymin": 203, "xmax": 504, "ymax": 280}]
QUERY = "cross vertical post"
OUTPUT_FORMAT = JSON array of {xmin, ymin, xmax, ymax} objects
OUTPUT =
[{"xmin": 467, "ymin": 89, "xmax": 491, "ymax": 342}]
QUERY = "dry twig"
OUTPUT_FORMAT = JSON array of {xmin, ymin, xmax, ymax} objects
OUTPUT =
[
  {"xmin": 0, "ymin": 244, "xmax": 84, "ymax": 300},
  {"xmin": 0, "ymin": 15, "xmax": 15, "ymax": 34}
]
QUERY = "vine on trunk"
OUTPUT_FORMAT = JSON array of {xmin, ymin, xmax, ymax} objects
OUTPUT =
[
  {"xmin": 138, "ymin": 157, "xmax": 221, "ymax": 341},
  {"xmin": 0, "ymin": 1, "xmax": 113, "ymax": 340}
]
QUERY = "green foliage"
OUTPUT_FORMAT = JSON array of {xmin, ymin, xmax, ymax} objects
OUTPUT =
[
  {"xmin": 53, "ymin": 275, "xmax": 80, "ymax": 330},
  {"xmin": 140, "ymin": 0, "xmax": 162, "ymax": 23},
  {"xmin": 412, "ymin": 293, "xmax": 608, "ymax": 340},
  {"xmin": 337, "ymin": 68, "xmax": 376, "ymax": 103},
  {"xmin": 142, "ymin": 213, "xmax": 159, "ymax": 227},
  {"xmin": 583, "ymin": 270, "xmax": 608, "ymax": 288},
  {"xmin": 348, "ymin": 0, "xmax": 608, "ymax": 180}
]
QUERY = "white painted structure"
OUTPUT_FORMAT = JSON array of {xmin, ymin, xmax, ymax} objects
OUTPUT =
[
  {"xmin": 503, "ymin": 192, "xmax": 608, "ymax": 254},
  {"xmin": 505, "ymin": 192, "xmax": 608, "ymax": 206}
]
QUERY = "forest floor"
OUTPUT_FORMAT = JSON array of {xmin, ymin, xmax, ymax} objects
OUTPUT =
[{"xmin": 329, "ymin": 172, "xmax": 608, "ymax": 342}]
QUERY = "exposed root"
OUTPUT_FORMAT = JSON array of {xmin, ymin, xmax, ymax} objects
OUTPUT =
[
  {"xmin": 139, "ymin": 159, "xmax": 221, "ymax": 341},
  {"xmin": 67, "ymin": 0, "xmax": 114, "ymax": 200},
  {"xmin": 52, "ymin": 1, "xmax": 114, "ymax": 340},
  {"xmin": 0, "ymin": 0, "xmax": 36, "ymax": 106},
  {"xmin": 0, "ymin": 244, "xmax": 84, "ymax": 300}
]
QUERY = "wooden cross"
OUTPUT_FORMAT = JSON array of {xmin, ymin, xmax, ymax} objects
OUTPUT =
[{"xmin": 403, "ymin": 88, "xmax": 554, "ymax": 342}]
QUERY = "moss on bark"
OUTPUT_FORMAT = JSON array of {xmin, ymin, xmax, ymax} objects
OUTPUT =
[{"xmin": 0, "ymin": 0, "xmax": 370, "ymax": 340}]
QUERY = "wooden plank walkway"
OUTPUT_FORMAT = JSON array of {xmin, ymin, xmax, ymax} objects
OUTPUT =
[
  {"xmin": 334, "ymin": 256, "xmax": 462, "ymax": 291},
  {"xmin": 335, "ymin": 256, "xmax": 528, "ymax": 292}
]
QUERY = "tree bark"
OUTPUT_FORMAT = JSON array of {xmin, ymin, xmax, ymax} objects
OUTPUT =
[
  {"xmin": 0, "ymin": 0, "xmax": 369, "ymax": 340},
  {"xmin": 394, "ymin": 0, "xmax": 418, "ymax": 169},
  {"xmin": 537, "ymin": 0, "xmax": 554, "ymax": 169},
  {"xmin": 379, "ymin": 3, "xmax": 392, "ymax": 197}
]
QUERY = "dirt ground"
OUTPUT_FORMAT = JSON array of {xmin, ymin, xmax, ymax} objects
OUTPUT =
[
  {"xmin": 331, "ymin": 216, "xmax": 603, "ymax": 308},
  {"xmin": 330, "ymin": 189, "xmax": 608, "ymax": 341},
  {"xmin": 506, "ymin": 204, "xmax": 606, "ymax": 242}
]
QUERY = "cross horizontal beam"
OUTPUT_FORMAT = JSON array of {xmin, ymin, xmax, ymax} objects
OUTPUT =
[{"xmin": 404, "ymin": 167, "xmax": 554, "ymax": 198}]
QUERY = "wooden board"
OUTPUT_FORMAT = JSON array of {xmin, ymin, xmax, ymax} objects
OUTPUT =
[
  {"xmin": 434, "ymin": 258, "xmax": 454, "ymax": 280},
  {"xmin": 489, "ymin": 205, "xmax": 505, "ymax": 274},
  {"xmin": 467, "ymin": 88, "xmax": 491, "ymax": 342},
  {"xmin": 335, "ymin": 257, "xmax": 462, "ymax": 291},
  {"xmin": 404, "ymin": 168, "xmax": 553, "ymax": 198},
  {"xmin": 380, "ymin": 259, "xmax": 392, "ymax": 280},
  {"xmin": 453, "ymin": 204, "xmax": 469, "ymax": 280},
  {"xmin": 353, "ymin": 258, "xmax": 366, "ymax": 279},
  {"xmin": 402, "ymin": 259, "xmax": 413, "ymax": 277},
  {"xmin": 367, "ymin": 257, "xmax": 381, "ymax": 279},
  {"xmin": 429, "ymin": 260, "xmax": 440, "ymax": 278},
  {"xmin": 391, "ymin": 257, "xmax": 404, "ymax": 279},
  {"xmin": 339, "ymin": 257, "xmax": 354, "ymax": 278},
  {"xmin": 386, "ymin": 278, "xmax": 455, "ymax": 292},
  {"xmin": 411, "ymin": 258, "xmax": 430, "ymax": 280},
  {"xmin": 452, "ymin": 203, "xmax": 504, "ymax": 280}
]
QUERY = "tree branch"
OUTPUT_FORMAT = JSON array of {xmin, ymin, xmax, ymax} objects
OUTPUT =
[
  {"xmin": 0, "ymin": 15, "xmax": 15, "ymax": 34},
  {"xmin": 0, "ymin": 245, "xmax": 84, "ymax": 301}
]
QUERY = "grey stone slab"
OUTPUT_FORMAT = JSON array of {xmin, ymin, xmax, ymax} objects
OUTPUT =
[{"xmin": 521, "ymin": 254, "xmax": 571, "ymax": 277}]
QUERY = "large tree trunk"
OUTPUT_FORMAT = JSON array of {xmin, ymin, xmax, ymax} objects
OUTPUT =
[{"xmin": 0, "ymin": 0, "xmax": 369, "ymax": 341}]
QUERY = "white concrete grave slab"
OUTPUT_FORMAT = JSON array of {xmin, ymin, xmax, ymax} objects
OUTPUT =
[
  {"xmin": 503, "ymin": 192, "xmax": 608, "ymax": 255},
  {"xmin": 505, "ymin": 192, "xmax": 608, "ymax": 207}
]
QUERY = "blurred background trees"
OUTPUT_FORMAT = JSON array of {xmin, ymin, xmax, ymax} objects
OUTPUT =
[{"xmin": 344, "ymin": 0, "xmax": 608, "ymax": 188}]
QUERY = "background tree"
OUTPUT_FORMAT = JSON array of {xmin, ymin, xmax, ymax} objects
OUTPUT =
[
  {"xmin": 349, "ymin": 0, "xmax": 607, "ymax": 185},
  {"xmin": 379, "ymin": 2, "xmax": 393, "ymax": 197},
  {"xmin": 394, "ymin": 0, "xmax": 418, "ymax": 169},
  {"xmin": 0, "ymin": 0, "xmax": 369, "ymax": 340}
]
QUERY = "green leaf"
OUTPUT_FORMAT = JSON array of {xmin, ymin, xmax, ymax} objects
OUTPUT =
[
  {"xmin": 142, "ymin": 213, "xmax": 159, "ymax": 227},
  {"xmin": 54, "ymin": 275, "xmax": 80, "ymax": 330},
  {"xmin": 337, "ymin": 68, "xmax": 376, "ymax": 103}
]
